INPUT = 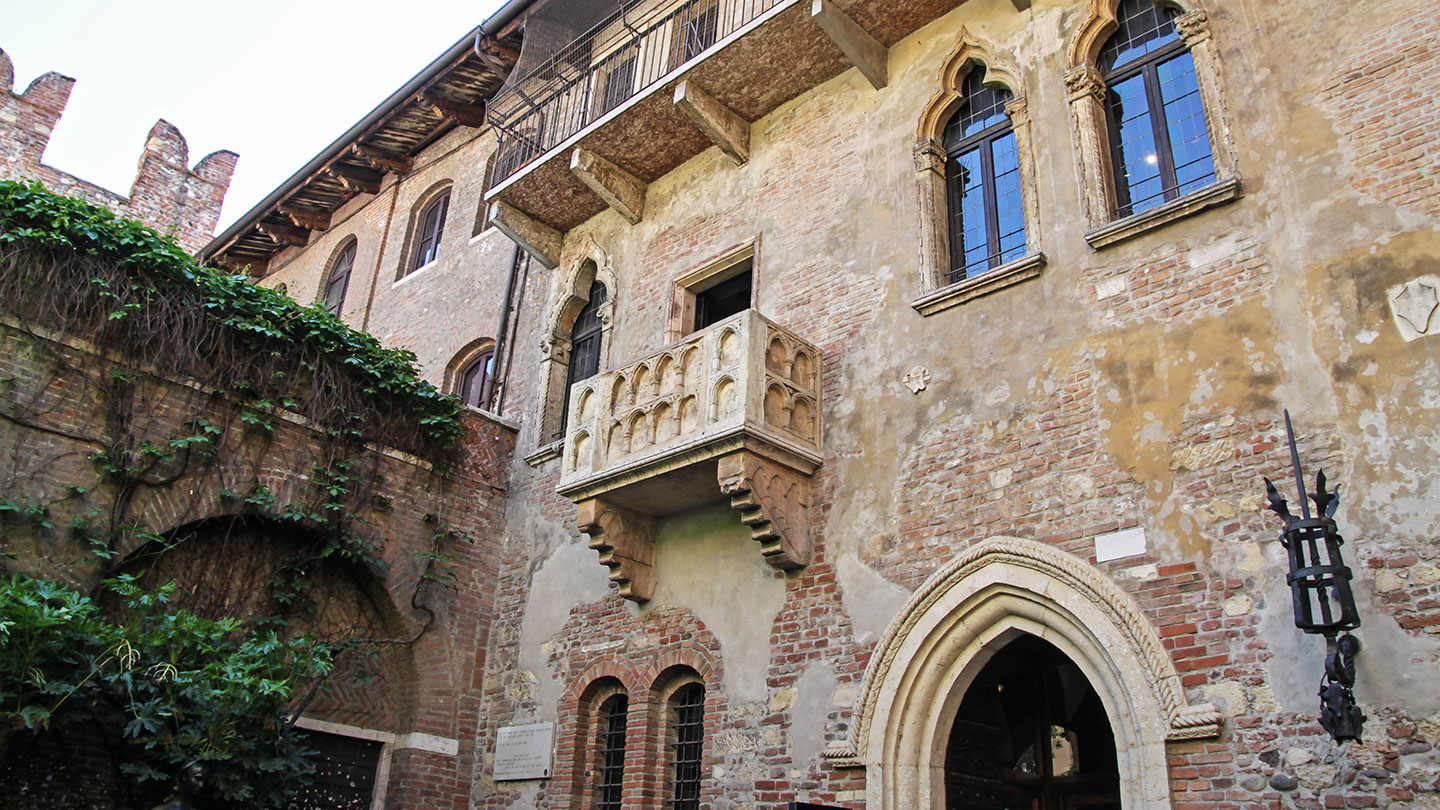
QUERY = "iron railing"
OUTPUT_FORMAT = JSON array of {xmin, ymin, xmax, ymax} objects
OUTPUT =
[{"xmin": 486, "ymin": 0, "xmax": 782, "ymax": 186}]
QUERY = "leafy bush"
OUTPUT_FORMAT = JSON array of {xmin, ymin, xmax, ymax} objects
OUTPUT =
[{"xmin": 1, "ymin": 572, "xmax": 334, "ymax": 808}]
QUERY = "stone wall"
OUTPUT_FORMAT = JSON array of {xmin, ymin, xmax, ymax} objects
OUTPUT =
[
  {"xmin": 235, "ymin": 0, "xmax": 1440, "ymax": 807},
  {"xmin": 0, "ymin": 47, "xmax": 235, "ymax": 254}
]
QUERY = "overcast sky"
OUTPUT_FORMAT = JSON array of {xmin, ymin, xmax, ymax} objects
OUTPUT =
[{"xmin": 4, "ymin": 0, "xmax": 507, "ymax": 232}]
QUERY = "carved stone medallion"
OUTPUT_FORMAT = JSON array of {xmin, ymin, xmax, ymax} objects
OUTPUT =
[
  {"xmin": 1389, "ymin": 276, "xmax": 1440, "ymax": 342},
  {"xmin": 902, "ymin": 366, "xmax": 931, "ymax": 394}
]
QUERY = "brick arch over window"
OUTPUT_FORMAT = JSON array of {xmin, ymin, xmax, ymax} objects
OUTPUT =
[
  {"xmin": 828, "ymin": 536, "xmax": 1222, "ymax": 809},
  {"xmin": 321, "ymin": 236, "xmax": 358, "ymax": 315},
  {"xmin": 1064, "ymin": 0, "xmax": 1241, "ymax": 240},
  {"xmin": 649, "ymin": 665, "xmax": 712, "ymax": 810},
  {"xmin": 536, "ymin": 236, "xmax": 618, "ymax": 449},
  {"xmin": 911, "ymin": 31, "xmax": 1044, "ymax": 313},
  {"xmin": 446, "ymin": 337, "xmax": 498, "ymax": 411},
  {"xmin": 398, "ymin": 180, "xmax": 453, "ymax": 279},
  {"xmin": 558, "ymin": 673, "xmax": 634, "ymax": 810}
]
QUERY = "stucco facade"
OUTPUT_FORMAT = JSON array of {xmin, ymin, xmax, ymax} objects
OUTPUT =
[{"xmin": 210, "ymin": 0, "xmax": 1440, "ymax": 806}]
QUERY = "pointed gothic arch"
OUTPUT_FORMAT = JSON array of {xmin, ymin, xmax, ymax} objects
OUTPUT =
[
  {"xmin": 911, "ymin": 31, "xmax": 1044, "ymax": 313},
  {"xmin": 534, "ymin": 237, "xmax": 619, "ymax": 453},
  {"xmin": 829, "ymin": 537, "xmax": 1221, "ymax": 809}
]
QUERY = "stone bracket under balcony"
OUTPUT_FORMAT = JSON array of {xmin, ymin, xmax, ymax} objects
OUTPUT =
[{"xmin": 558, "ymin": 310, "xmax": 822, "ymax": 601}]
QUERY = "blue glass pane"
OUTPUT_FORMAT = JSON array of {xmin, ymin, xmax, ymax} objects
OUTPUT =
[
  {"xmin": 1157, "ymin": 51, "xmax": 1215, "ymax": 195},
  {"xmin": 1108, "ymin": 73, "xmax": 1165, "ymax": 214},
  {"xmin": 1100, "ymin": 0, "xmax": 1180, "ymax": 72},
  {"xmin": 951, "ymin": 147, "xmax": 990, "ymax": 278},
  {"xmin": 991, "ymin": 132, "xmax": 1026, "ymax": 264},
  {"xmin": 943, "ymin": 68, "xmax": 1013, "ymax": 149}
]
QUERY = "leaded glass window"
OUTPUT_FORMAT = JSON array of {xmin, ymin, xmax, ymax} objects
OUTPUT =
[{"xmin": 943, "ymin": 68, "xmax": 1026, "ymax": 282}]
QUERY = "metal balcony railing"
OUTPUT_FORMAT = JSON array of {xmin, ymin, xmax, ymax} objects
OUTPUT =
[
  {"xmin": 558, "ymin": 310, "xmax": 821, "ymax": 498},
  {"xmin": 486, "ymin": 0, "xmax": 782, "ymax": 186}
]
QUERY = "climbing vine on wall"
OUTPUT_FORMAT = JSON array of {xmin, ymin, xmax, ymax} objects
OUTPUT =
[{"xmin": 0, "ymin": 182, "xmax": 476, "ymax": 808}]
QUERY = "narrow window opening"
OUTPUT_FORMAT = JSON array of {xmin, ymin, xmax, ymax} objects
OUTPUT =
[
  {"xmin": 324, "ymin": 241, "xmax": 356, "ymax": 315},
  {"xmin": 457, "ymin": 348, "xmax": 496, "ymax": 410},
  {"xmin": 595, "ymin": 694, "xmax": 628, "ymax": 810},
  {"xmin": 944, "ymin": 69, "xmax": 1025, "ymax": 283},
  {"xmin": 669, "ymin": 682, "xmax": 704, "ymax": 810},
  {"xmin": 557, "ymin": 281, "xmax": 608, "ymax": 440},
  {"xmin": 408, "ymin": 191, "xmax": 450, "ymax": 274}
]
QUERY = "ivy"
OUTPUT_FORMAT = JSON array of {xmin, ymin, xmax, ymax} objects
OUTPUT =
[{"xmin": 0, "ymin": 180, "xmax": 465, "ymax": 452}]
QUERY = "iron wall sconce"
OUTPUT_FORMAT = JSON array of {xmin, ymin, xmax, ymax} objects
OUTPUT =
[{"xmin": 1262, "ymin": 410, "xmax": 1366, "ymax": 742}]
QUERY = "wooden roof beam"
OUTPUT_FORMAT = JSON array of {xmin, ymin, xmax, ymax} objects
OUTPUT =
[
  {"xmin": 278, "ymin": 205, "xmax": 331, "ymax": 231},
  {"xmin": 257, "ymin": 220, "xmax": 310, "ymax": 247},
  {"xmin": 423, "ymin": 93, "xmax": 487, "ymax": 128},
  {"xmin": 328, "ymin": 163, "xmax": 384, "ymax": 195},
  {"xmin": 811, "ymin": 0, "xmax": 888, "ymax": 90},
  {"xmin": 351, "ymin": 144, "xmax": 413, "ymax": 175}
]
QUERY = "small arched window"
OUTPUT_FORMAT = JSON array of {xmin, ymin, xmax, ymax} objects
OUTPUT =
[
  {"xmin": 667, "ymin": 682, "xmax": 704, "ymax": 810},
  {"xmin": 409, "ymin": 191, "xmax": 450, "ymax": 273},
  {"xmin": 456, "ymin": 347, "xmax": 496, "ymax": 410},
  {"xmin": 943, "ymin": 69, "xmax": 1026, "ymax": 282},
  {"xmin": 324, "ymin": 241, "xmax": 356, "ymax": 315},
  {"xmin": 556, "ymin": 281, "xmax": 608, "ymax": 439},
  {"xmin": 594, "ymin": 694, "xmax": 628, "ymax": 810},
  {"xmin": 1100, "ymin": 0, "xmax": 1215, "ymax": 217}
]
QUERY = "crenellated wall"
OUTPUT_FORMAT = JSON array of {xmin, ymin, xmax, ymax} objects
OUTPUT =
[{"xmin": 0, "ymin": 47, "xmax": 236, "ymax": 254}]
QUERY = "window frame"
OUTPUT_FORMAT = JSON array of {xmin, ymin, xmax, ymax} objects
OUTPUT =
[
  {"xmin": 665, "ymin": 681, "xmax": 705, "ymax": 810},
  {"xmin": 594, "ymin": 693, "xmax": 629, "ymax": 810},
  {"xmin": 911, "ymin": 46, "xmax": 1046, "ymax": 317},
  {"xmin": 1065, "ymin": 1, "xmax": 1241, "ymax": 248},
  {"xmin": 666, "ymin": 240, "xmax": 758, "ymax": 342},
  {"xmin": 942, "ymin": 73, "xmax": 1028, "ymax": 284},
  {"xmin": 323, "ymin": 239, "xmax": 357, "ymax": 316},
  {"xmin": 407, "ymin": 189, "xmax": 450, "ymax": 275},
  {"xmin": 456, "ymin": 347, "xmax": 497, "ymax": 411}
]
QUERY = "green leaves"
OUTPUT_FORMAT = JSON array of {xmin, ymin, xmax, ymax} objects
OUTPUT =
[
  {"xmin": 0, "ymin": 572, "xmax": 334, "ymax": 807},
  {"xmin": 0, "ymin": 180, "xmax": 465, "ymax": 451}
]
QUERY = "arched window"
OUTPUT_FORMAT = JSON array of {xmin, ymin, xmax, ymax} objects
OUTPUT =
[
  {"xmin": 324, "ymin": 240, "xmax": 356, "ymax": 315},
  {"xmin": 456, "ymin": 348, "xmax": 496, "ymax": 410},
  {"xmin": 1100, "ymin": 0, "xmax": 1216, "ymax": 218},
  {"xmin": 594, "ymin": 694, "xmax": 628, "ymax": 810},
  {"xmin": 667, "ymin": 682, "xmax": 704, "ymax": 810},
  {"xmin": 556, "ymin": 280, "xmax": 607, "ymax": 439},
  {"xmin": 943, "ymin": 69, "xmax": 1027, "ymax": 282},
  {"xmin": 408, "ymin": 191, "xmax": 450, "ymax": 273}
]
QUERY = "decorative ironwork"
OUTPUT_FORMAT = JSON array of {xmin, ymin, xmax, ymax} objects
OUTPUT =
[
  {"xmin": 486, "ymin": 0, "xmax": 782, "ymax": 186},
  {"xmin": 1261, "ymin": 410, "xmax": 1365, "ymax": 742}
]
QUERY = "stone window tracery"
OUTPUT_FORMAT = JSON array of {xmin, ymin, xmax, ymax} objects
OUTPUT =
[
  {"xmin": 912, "ymin": 35, "xmax": 1045, "ymax": 316},
  {"xmin": 1066, "ymin": 0, "xmax": 1241, "ymax": 247}
]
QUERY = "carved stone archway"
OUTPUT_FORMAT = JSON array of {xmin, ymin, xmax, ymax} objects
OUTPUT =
[
  {"xmin": 532, "ymin": 236, "xmax": 618, "ymax": 456},
  {"xmin": 827, "ymin": 537, "xmax": 1221, "ymax": 809}
]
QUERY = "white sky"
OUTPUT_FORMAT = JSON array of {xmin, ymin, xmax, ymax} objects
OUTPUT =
[{"xmin": 4, "ymin": 0, "xmax": 507, "ymax": 233}]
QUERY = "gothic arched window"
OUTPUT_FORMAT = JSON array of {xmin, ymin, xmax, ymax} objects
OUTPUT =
[
  {"xmin": 556, "ymin": 281, "xmax": 608, "ymax": 439},
  {"xmin": 943, "ymin": 69, "xmax": 1027, "ymax": 282},
  {"xmin": 1100, "ymin": 0, "xmax": 1215, "ymax": 217}
]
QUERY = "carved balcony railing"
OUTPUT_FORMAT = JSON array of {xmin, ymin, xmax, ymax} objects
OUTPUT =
[{"xmin": 557, "ymin": 310, "xmax": 822, "ymax": 601}]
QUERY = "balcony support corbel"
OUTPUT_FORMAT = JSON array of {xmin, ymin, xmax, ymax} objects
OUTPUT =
[
  {"xmin": 810, "ymin": 0, "xmax": 888, "ymax": 90},
  {"xmin": 570, "ymin": 148, "xmax": 647, "ymax": 225},
  {"xmin": 577, "ymin": 497, "xmax": 657, "ymax": 603},
  {"xmin": 489, "ymin": 201, "xmax": 562, "ymax": 269},
  {"xmin": 673, "ymin": 80, "xmax": 750, "ymax": 166},
  {"xmin": 718, "ymin": 451, "xmax": 813, "ymax": 570}
]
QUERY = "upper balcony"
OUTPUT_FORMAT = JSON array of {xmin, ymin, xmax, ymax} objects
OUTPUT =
[
  {"xmin": 484, "ymin": 0, "xmax": 980, "ymax": 248},
  {"xmin": 556, "ymin": 310, "xmax": 822, "ymax": 601}
]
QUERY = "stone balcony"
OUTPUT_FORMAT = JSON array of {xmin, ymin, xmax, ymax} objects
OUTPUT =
[{"xmin": 557, "ymin": 310, "xmax": 822, "ymax": 601}]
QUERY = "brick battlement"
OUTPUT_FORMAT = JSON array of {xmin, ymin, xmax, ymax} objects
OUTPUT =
[{"xmin": 0, "ymin": 46, "xmax": 237, "ymax": 254}]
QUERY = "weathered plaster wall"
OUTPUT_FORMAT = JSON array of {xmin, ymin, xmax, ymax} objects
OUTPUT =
[{"xmin": 247, "ymin": 0, "xmax": 1440, "ymax": 806}]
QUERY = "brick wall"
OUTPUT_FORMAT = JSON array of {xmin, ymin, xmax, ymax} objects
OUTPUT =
[{"xmin": 0, "ymin": 47, "xmax": 235, "ymax": 254}]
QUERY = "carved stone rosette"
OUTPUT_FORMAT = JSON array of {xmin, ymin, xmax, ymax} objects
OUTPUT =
[
  {"xmin": 576, "ymin": 498, "xmax": 657, "ymax": 602},
  {"xmin": 717, "ymin": 450, "xmax": 812, "ymax": 570}
]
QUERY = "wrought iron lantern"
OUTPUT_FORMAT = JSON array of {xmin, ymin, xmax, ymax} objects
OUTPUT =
[{"xmin": 1262, "ymin": 410, "xmax": 1365, "ymax": 742}]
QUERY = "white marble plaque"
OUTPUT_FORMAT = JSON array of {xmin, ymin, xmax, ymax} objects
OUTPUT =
[
  {"xmin": 494, "ymin": 722, "xmax": 555, "ymax": 781},
  {"xmin": 1094, "ymin": 527, "xmax": 1147, "ymax": 562}
]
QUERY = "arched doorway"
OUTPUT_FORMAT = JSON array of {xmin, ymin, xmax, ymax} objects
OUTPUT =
[{"xmin": 945, "ymin": 635, "xmax": 1120, "ymax": 810}]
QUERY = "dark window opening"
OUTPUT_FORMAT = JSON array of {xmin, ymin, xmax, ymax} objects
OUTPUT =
[
  {"xmin": 458, "ymin": 348, "xmax": 496, "ymax": 410},
  {"xmin": 944, "ymin": 636, "xmax": 1120, "ymax": 810},
  {"xmin": 596, "ymin": 694, "xmax": 628, "ymax": 810},
  {"xmin": 557, "ymin": 280, "xmax": 608, "ymax": 440},
  {"xmin": 1101, "ymin": 0, "xmax": 1215, "ymax": 218},
  {"xmin": 408, "ymin": 191, "xmax": 450, "ymax": 273},
  {"xmin": 669, "ymin": 683, "xmax": 705, "ymax": 810},
  {"xmin": 597, "ymin": 50, "xmax": 637, "ymax": 116},
  {"xmin": 325, "ymin": 241, "xmax": 356, "ymax": 315},
  {"xmin": 285, "ymin": 729, "xmax": 383, "ymax": 810},
  {"xmin": 943, "ymin": 69, "xmax": 1026, "ymax": 283},
  {"xmin": 694, "ymin": 262, "xmax": 752, "ymax": 330}
]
